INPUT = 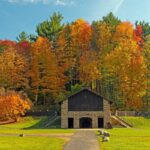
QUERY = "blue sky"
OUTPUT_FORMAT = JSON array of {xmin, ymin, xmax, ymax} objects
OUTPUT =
[{"xmin": 0, "ymin": 0, "xmax": 150, "ymax": 40}]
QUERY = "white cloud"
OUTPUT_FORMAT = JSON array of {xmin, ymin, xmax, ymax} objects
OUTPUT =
[
  {"xmin": 5, "ymin": 0, "xmax": 74, "ymax": 5},
  {"xmin": 113, "ymin": 0, "xmax": 125, "ymax": 14},
  {"xmin": 54, "ymin": 0, "xmax": 74, "ymax": 6},
  {"xmin": 55, "ymin": 0, "xmax": 66, "ymax": 6},
  {"xmin": 6, "ymin": 0, "xmax": 49, "ymax": 4}
]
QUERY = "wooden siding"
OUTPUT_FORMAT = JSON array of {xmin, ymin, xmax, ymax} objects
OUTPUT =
[{"xmin": 68, "ymin": 89, "xmax": 103, "ymax": 111}]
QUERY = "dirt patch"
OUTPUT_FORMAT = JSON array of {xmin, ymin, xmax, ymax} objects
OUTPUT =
[
  {"xmin": 0, "ymin": 119, "xmax": 15, "ymax": 125},
  {"xmin": 0, "ymin": 133, "xmax": 74, "ymax": 138}
]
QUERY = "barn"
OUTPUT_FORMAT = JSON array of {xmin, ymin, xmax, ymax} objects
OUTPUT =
[{"xmin": 61, "ymin": 88, "xmax": 112, "ymax": 128}]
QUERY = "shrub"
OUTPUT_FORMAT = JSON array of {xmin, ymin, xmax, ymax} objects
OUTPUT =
[{"xmin": 0, "ymin": 90, "xmax": 31, "ymax": 121}]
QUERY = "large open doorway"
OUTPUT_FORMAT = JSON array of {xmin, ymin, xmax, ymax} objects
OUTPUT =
[
  {"xmin": 79, "ymin": 117, "xmax": 92, "ymax": 128},
  {"xmin": 98, "ymin": 118, "xmax": 104, "ymax": 128},
  {"xmin": 68, "ymin": 118, "xmax": 74, "ymax": 128}
]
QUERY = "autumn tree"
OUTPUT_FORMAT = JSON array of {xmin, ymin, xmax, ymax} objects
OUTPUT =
[
  {"xmin": 91, "ymin": 21, "xmax": 115, "ymax": 99},
  {"xmin": 29, "ymin": 37, "xmax": 66, "ymax": 105},
  {"xmin": 56, "ymin": 19, "xmax": 93, "ymax": 90},
  {"xmin": 0, "ymin": 40, "xmax": 16, "ymax": 53},
  {"xmin": 69, "ymin": 19, "xmax": 92, "ymax": 83},
  {"xmin": 135, "ymin": 21, "xmax": 150, "ymax": 36},
  {"xmin": 0, "ymin": 46, "xmax": 28, "ymax": 91},
  {"xmin": 56, "ymin": 24, "xmax": 73, "ymax": 71},
  {"xmin": 16, "ymin": 40, "xmax": 31, "ymax": 58},
  {"xmin": 0, "ymin": 12, "xmax": 149, "ymax": 111},
  {"xmin": 91, "ymin": 21, "xmax": 113, "ymax": 53},
  {"xmin": 70, "ymin": 19, "xmax": 92, "ymax": 51},
  {"xmin": 55, "ymin": 24, "xmax": 74, "ymax": 91},
  {"xmin": 105, "ymin": 22, "xmax": 147, "ymax": 110},
  {"xmin": 0, "ymin": 89, "xmax": 31, "ymax": 121},
  {"xmin": 79, "ymin": 50, "xmax": 100, "ymax": 88},
  {"xmin": 143, "ymin": 34, "xmax": 150, "ymax": 109},
  {"xmin": 134, "ymin": 25, "xmax": 144, "ymax": 49}
]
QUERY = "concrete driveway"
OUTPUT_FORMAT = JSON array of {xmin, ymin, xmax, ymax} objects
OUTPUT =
[{"xmin": 63, "ymin": 130, "xmax": 100, "ymax": 150}]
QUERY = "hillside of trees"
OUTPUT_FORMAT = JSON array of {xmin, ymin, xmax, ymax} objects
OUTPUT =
[{"xmin": 0, "ymin": 12, "xmax": 150, "ymax": 111}]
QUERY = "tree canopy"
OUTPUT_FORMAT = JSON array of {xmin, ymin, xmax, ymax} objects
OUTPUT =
[{"xmin": 0, "ymin": 12, "xmax": 149, "ymax": 111}]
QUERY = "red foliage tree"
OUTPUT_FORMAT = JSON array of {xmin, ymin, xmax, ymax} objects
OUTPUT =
[{"xmin": 134, "ymin": 25, "xmax": 144, "ymax": 50}]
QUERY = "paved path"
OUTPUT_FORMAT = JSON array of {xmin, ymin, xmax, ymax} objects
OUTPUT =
[{"xmin": 63, "ymin": 130, "xmax": 100, "ymax": 150}]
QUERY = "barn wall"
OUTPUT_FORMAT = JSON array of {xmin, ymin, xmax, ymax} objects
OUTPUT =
[
  {"xmin": 68, "ymin": 90, "xmax": 103, "ymax": 111},
  {"xmin": 103, "ymin": 99, "xmax": 111, "ymax": 128},
  {"xmin": 68, "ymin": 111, "xmax": 104, "ymax": 128},
  {"xmin": 61, "ymin": 100, "xmax": 68, "ymax": 128}
]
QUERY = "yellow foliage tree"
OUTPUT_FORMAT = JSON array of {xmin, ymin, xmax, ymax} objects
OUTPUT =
[
  {"xmin": 0, "ymin": 47, "xmax": 28, "ymax": 91},
  {"xmin": 105, "ymin": 22, "xmax": 147, "ymax": 110}
]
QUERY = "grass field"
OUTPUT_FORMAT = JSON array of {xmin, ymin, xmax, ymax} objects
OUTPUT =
[
  {"xmin": 0, "ymin": 137, "xmax": 66, "ymax": 150},
  {"xmin": 121, "ymin": 117, "xmax": 150, "ymax": 128},
  {"xmin": 0, "ymin": 117, "xmax": 74, "ymax": 150},
  {"xmin": 0, "ymin": 117, "xmax": 74, "ymax": 134},
  {"xmin": 1, "ymin": 116, "xmax": 150, "ymax": 150},
  {"xmin": 98, "ymin": 117, "xmax": 150, "ymax": 150}
]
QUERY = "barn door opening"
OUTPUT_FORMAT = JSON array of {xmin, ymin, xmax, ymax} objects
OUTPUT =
[
  {"xmin": 68, "ymin": 118, "xmax": 74, "ymax": 128},
  {"xmin": 98, "ymin": 118, "xmax": 104, "ymax": 128},
  {"xmin": 79, "ymin": 117, "xmax": 92, "ymax": 128}
]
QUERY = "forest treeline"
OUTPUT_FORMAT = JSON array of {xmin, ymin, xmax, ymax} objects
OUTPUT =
[{"xmin": 0, "ymin": 12, "xmax": 150, "ymax": 111}]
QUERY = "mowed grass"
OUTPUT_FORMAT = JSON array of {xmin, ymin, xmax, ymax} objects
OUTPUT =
[
  {"xmin": 121, "ymin": 116, "xmax": 150, "ymax": 128},
  {"xmin": 0, "ymin": 117, "xmax": 74, "ymax": 134},
  {"xmin": 0, "ymin": 137, "xmax": 65, "ymax": 150},
  {"xmin": 0, "ymin": 117, "xmax": 74, "ymax": 150},
  {"xmin": 98, "ymin": 117, "xmax": 150, "ymax": 150}
]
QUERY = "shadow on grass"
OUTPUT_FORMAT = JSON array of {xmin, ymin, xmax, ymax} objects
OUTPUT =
[
  {"xmin": 24, "ymin": 117, "xmax": 61, "ymax": 130},
  {"xmin": 144, "ymin": 116, "xmax": 150, "ymax": 119}
]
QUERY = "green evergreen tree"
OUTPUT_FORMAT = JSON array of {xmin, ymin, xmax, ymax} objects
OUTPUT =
[
  {"xmin": 102, "ymin": 12, "xmax": 121, "ymax": 27},
  {"xmin": 36, "ymin": 12, "xmax": 64, "ymax": 49},
  {"xmin": 135, "ymin": 21, "xmax": 150, "ymax": 36},
  {"xmin": 16, "ymin": 32, "xmax": 29, "ymax": 42}
]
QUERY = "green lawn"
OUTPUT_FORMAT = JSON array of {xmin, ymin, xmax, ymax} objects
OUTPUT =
[
  {"xmin": 0, "ymin": 117, "xmax": 74, "ymax": 134},
  {"xmin": 98, "ymin": 117, "xmax": 150, "ymax": 150},
  {"xmin": 0, "ymin": 137, "xmax": 65, "ymax": 150},
  {"xmin": 1, "ymin": 116, "xmax": 150, "ymax": 150},
  {"xmin": 0, "ymin": 117, "xmax": 74, "ymax": 150},
  {"xmin": 121, "ymin": 116, "xmax": 150, "ymax": 128}
]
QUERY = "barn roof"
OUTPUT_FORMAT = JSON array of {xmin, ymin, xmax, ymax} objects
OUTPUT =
[{"xmin": 60, "ymin": 88, "xmax": 113, "ymax": 104}]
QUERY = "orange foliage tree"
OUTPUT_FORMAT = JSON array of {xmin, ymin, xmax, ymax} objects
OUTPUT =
[
  {"xmin": 29, "ymin": 37, "xmax": 66, "ymax": 104},
  {"xmin": 70, "ymin": 18, "xmax": 92, "ymax": 51},
  {"xmin": 0, "ymin": 47, "xmax": 28, "ymax": 91},
  {"xmin": 79, "ymin": 50, "xmax": 100, "ymax": 86},
  {"xmin": 56, "ymin": 19, "xmax": 93, "ymax": 88},
  {"xmin": 0, "ymin": 14, "xmax": 149, "ymax": 111},
  {"xmin": 0, "ymin": 89, "xmax": 31, "ymax": 121},
  {"xmin": 69, "ymin": 19, "xmax": 92, "ymax": 83}
]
